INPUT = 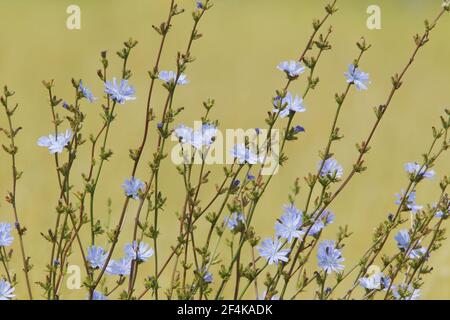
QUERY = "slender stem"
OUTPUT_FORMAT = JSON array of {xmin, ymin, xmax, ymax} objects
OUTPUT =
[
  {"xmin": 0, "ymin": 248, "xmax": 12, "ymax": 284},
  {"xmin": 1, "ymin": 92, "xmax": 33, "ymax": 299},
  {"xmin": 315, "ymin": 7, "xmax": 447, "ymax": 228}
]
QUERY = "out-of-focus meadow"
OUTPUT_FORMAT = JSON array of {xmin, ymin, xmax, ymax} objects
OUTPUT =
[{"xmin": 0, "ymin": 0, "xmax": 449, "ymax": 299}]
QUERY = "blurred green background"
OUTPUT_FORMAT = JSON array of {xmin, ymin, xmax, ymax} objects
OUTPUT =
[{"xmin": 0, "ymin": 0, "xmax": 449, "ymax": 299}]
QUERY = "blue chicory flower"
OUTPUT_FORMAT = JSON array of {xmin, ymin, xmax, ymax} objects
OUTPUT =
[
  {"xmin": 37, "ymin": 129, "xmax": 72, "ymax": 154},
  {"xmin": 257, "ymin": 237, "xmax": 290, "ymax": 265},
  {"xmin": 0, "ymin": 223, "xmax": 14, "ymax": 247},
  {"xmin": 122, "ymin": 177, "xmax": 145, "ymax": 200},
  {"xmin": 344, "ymin": 64, "xmax": 370, "ymax": 91},
  {"xmin": 317, "ymin": 240, "xmax": 345, "ymax": 274},
  {"xmin": 104, "ymin": 78, "xmax": 136, "ymax": 104}
]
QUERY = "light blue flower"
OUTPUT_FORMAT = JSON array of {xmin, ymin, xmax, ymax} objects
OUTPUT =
[
  {"xmin": 319, "ymin": 158, "xmax": 343, "ymax": 179},
  {"xmin": 404, "ymin": 162, "xmax": 435, "ymax": 180},
  {"xmin": 275, "ymin": 205, "xmax": 304, "ymax": 243},
  {"xmin": 395, "ymin": 190, "xmax": 422, "ymax": 213},
  {"xmin": 79, "ymin": 81, "xmax": 97, "ymax": 103},
  {"xmin": 359, "ymin": 273, "xmax": 382, "ymax": 290},
  {"xmin": 435, "ymin": 210, "xmax": 445, "ymax": 218},
  {"xmin": 87, "ymin": 245, "xmax": 108, "ymax": 269},
  {"xmin": 0, "ymin": 223, "xmax": 14, "ymax": 247},
  {"xmin": 37, "ymin": 129, "xmax": 72, "ymax": 154},
  {"xmin": 0, "ymin": 280, "xmax": 15, "ymax": 300},
  {"xmin": 277, "ymin": 60, "xmax": 305, "ymax": 78},
  {"xmin": 323, "ymin": 211, "xmax": 335, "ymax": 225},
  {"xmin": 225, "ymin": 212, "xmax": 245, "ymax": 231},
  {"xmin": 124, "ymin": 241, "xmax": 154, "ymax": 262},
  {"xmin": 307, "ymin": 211, "xmax": 335, "ymax": 236},
  {"xmin": 191, "ymin": 124, "xmax": 217, "ymax": 150},
  {"xmin": 394, "ymin": 230, "xmax": 424, "ymax": 259},
  {"xmin": 394, "ymin": 229, "xmax": 410, "ymax": 250},
  {"xmin": 106, "ymin": 258, "xmax": 131, "ymax": 276},
  {"xmin": 359, "ymin": 273, "xmax": 391, "ymax": 290},
  {"xmin": 344, "ymin": 64, "xmax": 370, "ymax": 91},
  {"xmin": 434, "ymin": 200, "xmax": 449, "ymax": 218},
  {"xmin": 380, "ymin": 276, "xmax": 391, "ymax": 290},
  {"xmin": 176, "ymin": 124, "xmax": 217, "ymax": 150},
  {"xmin": 272, "ymin": 92, "xmax": 305, "ymax": 118},
  {"xmin": 308, "ymin": 220, "xmax": 325, "ymax": 236},
  {"xmin": 92, "ymin": 290, "xmax": 107, "ymax": 300},
  {"xmin": 230, "ymin": 144, "xmax": 260, "ymax": 165},
  {"xmin": 105, "ymin": 78, "xmax": 136, "ymax": 104},
  {"xmin": 317, "ymin": 240, "xmax": 344, "ymax": 274},
  {"xmin": 392, "ymin": 284, "xmax": 420, "ymax": 300},
  {"xmin": 158, "ymin": 70, "xmax": 188, "ymax": 85},
  {"xmin": 257, "ymin": 237, "xmax": 290, "ymax": 265},
  {"xmin": 122, "ymin": 177, "xmax": 145, "ymax": 200},
  {"xmin": 174, "ymin": 124, "xmax": 194, "ymax": 144},
  {"xmin": 203, "ymin": 272, "xmax": 213, "ymax": 283},
  {"xmin": 409, "ymin": 247, "xmax": 427, "ymax": 260}
]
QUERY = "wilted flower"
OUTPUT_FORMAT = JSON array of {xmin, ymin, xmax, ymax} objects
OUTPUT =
[
  {"xmin": 105, "ymin": 78, "xmax": 136, "ymax": 104},
  {"xmin": 257, "ymin": 238, "xmax": 291, "ymax": 265},
  {"xmin": 37, "ymin": 129, "xmax": 72, "ymax": 154},
  {"xmin": 344, "ymin": 64, "xmax": 370, "ymax": 91}
]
